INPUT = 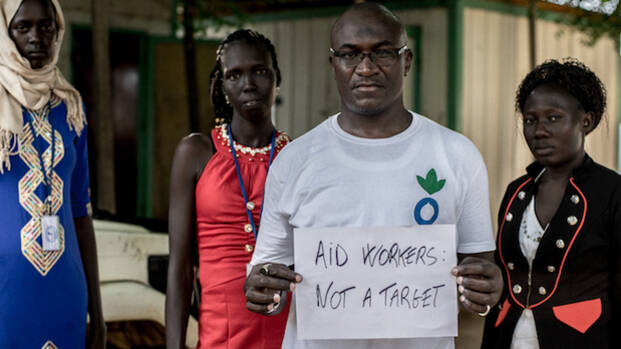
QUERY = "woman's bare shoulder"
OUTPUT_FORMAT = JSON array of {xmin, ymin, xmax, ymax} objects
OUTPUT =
[{"xmin": 172, "ymin": 132, "xmax": 215, "ymax": 180}]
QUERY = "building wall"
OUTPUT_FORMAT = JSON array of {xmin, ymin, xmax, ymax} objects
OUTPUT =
[
  {"xmin": 398, "ymin": 9, "xmax": 448, "ymax": 126},
  {"xmin": 151, "ymin": 41, "xmax": 219, "ymax": 219},
  {"xmin": 462, "ymin": 7, "xmax": 619, "ymax": 227}
]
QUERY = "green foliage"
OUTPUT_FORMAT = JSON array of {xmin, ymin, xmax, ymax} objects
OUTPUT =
[
  {"xmin": 545, "ymin": 0, "xmax": 621, "ymax": 47},
  {"xmin": 567, "ymin": 12, "xmax": 621, "ymax": 46}
]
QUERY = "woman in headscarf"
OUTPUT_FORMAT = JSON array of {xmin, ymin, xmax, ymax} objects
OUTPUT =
[{"xmin": 0, "ymin": 0, "xmax": 105, "ymax": 348}]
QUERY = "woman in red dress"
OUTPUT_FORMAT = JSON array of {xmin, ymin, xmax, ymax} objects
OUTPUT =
[{"xmin": 166, "ymin": 29, "xmax": 291, "ymax": 349}]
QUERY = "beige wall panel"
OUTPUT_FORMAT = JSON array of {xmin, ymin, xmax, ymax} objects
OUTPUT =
[
  {"xmin": 273, "ymin": 21, "xmax": 295, "ymax": 135},
  {"xmin": 309, "ymin": 18, "xmax": 336, "ymax": 128},
  {"xmin": 462, "ymin": 8, "xmax": 619, "ymax": 229},
  {"xmin": 292, "ymin": 20, "xmax": 314, "ymax": 134},
  {"xmin": 462, "ymin": 9, "xmax": 479, "ymax": 191},
  {"xmin": 403, "ymin": 35, "xmax": 416, "ymax": 112},
  {"xmin": 484, "ymin": 14, "xmax": 502, "ymax": 183},
  {"xmin": 497, "ymin": 14, "xmax": 526, "ymax": 191},
  {"xmin": 319, "ymin": 17, "xmax": 344, "ymax": 124},
  {"xmin": 397, "ymin": 9, "xmax": 448, "ymax": 125},
  {"xmin": 508, "ymin": 18, "xmax": 534, "ymax": 189},
  {"xmin": 255, "ymin": 17, "xmax": 339, "ymax": 138},
  {"xmin": 462, "ymin": 8, "xmax": 530, "ymax": 227}
]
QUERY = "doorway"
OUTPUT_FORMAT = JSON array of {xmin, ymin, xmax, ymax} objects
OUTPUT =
[{"xmin": 72, "ymin": 27, "xmax": 143, "ymax": 219}]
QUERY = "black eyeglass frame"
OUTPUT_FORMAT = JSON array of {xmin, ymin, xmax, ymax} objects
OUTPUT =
[{"xmin": 329, "ymin": 45, "xmax": 409, "ymax": 67}]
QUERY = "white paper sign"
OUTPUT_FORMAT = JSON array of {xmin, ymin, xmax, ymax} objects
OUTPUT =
[{"xmin": 293, "ymin": 225, "xmax": 458, "ymax": 340}]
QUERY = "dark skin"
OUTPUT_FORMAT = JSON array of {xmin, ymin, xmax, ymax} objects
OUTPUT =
[
  {"xmin": 244, "ymin": 5, "xmax": 503, "ymax": 317},
  {"xmin": 221, "ymin": 42, "xmax": 278, "ymax": 147},
  {"xmin": 9, "ymin": 0, "xmax": 57, "ymax": 69},
  {"xmin": 165, "ymin": 41, "xmax": 279, "ymax": 349},
  {"xmin": 330, "ymin": 8, "xmax": 412, "ymax": 139},
  {"xmin": 521, "ymin": 83, "xmax": 594, "ymax": 225},
  {"xmin": 9, "ymin": 1, "xmax": 105, "ymax": 348},
  {"xmin": 74, "ymin": 217, "xmax": 106, "ymax": 349}
]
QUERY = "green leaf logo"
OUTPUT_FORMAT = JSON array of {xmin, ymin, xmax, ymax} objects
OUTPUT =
[{"xmin": 417, "ymin": 169, "xmax": 446, "ymax": 195}]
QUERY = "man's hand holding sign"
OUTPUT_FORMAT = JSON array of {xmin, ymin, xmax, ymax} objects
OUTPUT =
[
  {"xmin": 245, "ymin": 226, "xmax": 502, "ymax": 339},
  {"xmin": 294, "ymin": 225, "xmax": 459, "ymax": 339},
  {"xmin": 453, "ymin": 254, "xmax": 502, "ymax": 316},
  {"xmin": 245, "ymin": 263, "xmax": 302, "ymax": 315}
]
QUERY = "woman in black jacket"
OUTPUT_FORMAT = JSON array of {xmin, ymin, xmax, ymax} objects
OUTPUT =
[{"xmin": 481, "ymin": 59, "xmax": 620, "ymax": 348}]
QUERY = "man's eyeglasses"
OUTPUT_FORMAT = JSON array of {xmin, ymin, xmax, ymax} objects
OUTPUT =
[{"xmin": 329, "ymin": 45, "xmax": 409, "ymax": 67}]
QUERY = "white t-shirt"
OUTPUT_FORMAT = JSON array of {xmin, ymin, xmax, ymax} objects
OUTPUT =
[{"xmin": 251, "ymin": 112, "xmax": 495, "ymax": 349}]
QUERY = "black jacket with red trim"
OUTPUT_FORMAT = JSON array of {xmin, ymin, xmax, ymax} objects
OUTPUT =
[{"xmin": 481, "ymin": 155, "xmax": 621, "ymax": 349}]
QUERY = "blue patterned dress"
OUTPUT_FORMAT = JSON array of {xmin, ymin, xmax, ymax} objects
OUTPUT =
[{"xmin": 0, "ymin": 96, "xmax": 91, "ymax": 349}]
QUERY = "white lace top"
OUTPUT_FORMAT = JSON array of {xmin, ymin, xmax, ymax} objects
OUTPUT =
[{"xmin": 511, "ymin": 196, "xmax": 546, "ymax": 349}]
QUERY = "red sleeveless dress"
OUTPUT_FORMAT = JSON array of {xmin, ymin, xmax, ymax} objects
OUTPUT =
[{"xmin": 194, "ymin": 124, "xmax": 291, "ymax": 349}]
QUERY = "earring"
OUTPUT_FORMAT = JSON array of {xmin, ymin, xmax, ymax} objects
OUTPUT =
[{"xmin": 225, "ymin": 94, "xmax": 231, "ymax": 105}]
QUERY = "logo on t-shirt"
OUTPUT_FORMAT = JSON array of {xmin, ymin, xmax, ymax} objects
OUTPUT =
[{"xmin": 414, "ymin": 169, "xmax": 445, "ymax": 225}]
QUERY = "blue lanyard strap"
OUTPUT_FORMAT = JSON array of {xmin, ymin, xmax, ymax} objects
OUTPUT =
[
  {"xmin": 228, "ymin": 124, "xmax": 276, "ymax": 240},
  {"xmin": 24, "ymin": 101, "xmax": 55, "ymax": 214}
]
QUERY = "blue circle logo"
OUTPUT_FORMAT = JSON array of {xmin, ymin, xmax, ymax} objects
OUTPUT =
[{"xmin": 414, "ymin": 197, "xmax": 439, "ymax": 225}]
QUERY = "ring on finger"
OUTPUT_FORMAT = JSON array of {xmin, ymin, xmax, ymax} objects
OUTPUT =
[
  {"xmin": 266, "ymin": 301, "xmax": 280, "ymax": 314},
  {"xmin": 478, "ymin": 304, "xmax": 491, "ymax": 317},
  {"xmin": 260, "ymin": 263, "xmax": 272, "ymax": 276}
]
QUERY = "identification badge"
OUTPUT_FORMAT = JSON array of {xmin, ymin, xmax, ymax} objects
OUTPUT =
[{"xmin": 41, "ymin": 215, "xmax": 60, "ymax": 251}]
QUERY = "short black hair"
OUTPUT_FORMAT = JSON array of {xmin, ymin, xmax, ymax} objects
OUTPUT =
[
  {"xmin": 516, "ymin": 58, "xmax": 606, "ymax": 130},
  {"xmin": 208, "ymin": 29, "xmax": 281, "ymax": 125}
]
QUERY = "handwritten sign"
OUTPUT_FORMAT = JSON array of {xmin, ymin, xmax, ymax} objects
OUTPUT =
[{"xmin": 293, "ymin": 225, "xmax": 457, "ymax": 340}]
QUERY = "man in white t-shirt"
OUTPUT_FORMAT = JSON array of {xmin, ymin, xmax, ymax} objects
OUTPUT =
[{"xmin": 244, "ymin": 3, "xmax": 502, "ymax": 348}]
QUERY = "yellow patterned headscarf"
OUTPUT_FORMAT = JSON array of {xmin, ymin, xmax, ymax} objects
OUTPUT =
[{"xmin": 0, "ymin": 0, "xmax": 85, "ymax": 174}]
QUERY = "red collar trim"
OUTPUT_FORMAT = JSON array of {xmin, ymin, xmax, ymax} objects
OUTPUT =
[
  {"xmin": 497, "ymin": 177, "xmax": 532, "ymax": 309},
  {"xmin": 529, "ymin": 178, "xmax": 587, "ymax": 309},
  {"xmin": 498, "ymin": 177, "xmax": 588, "ymax": 309}
]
